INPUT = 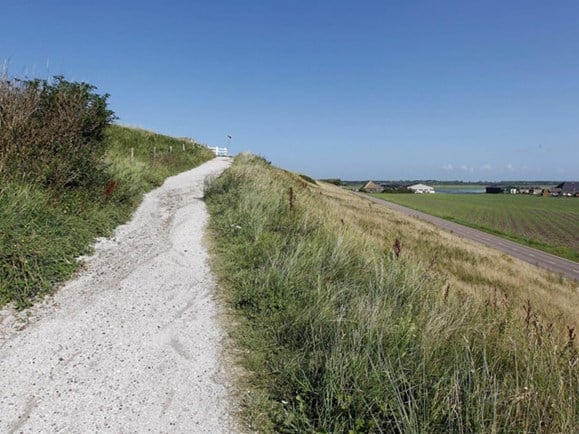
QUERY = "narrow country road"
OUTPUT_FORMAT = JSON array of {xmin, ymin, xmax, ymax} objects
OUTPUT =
[
  {"xmin": 362, "ymin": 194, "xmax": 579, "ymax": 282},
  {"xmin": 0, "ymin": 158, "xmax": 237, "ymax": 433}
]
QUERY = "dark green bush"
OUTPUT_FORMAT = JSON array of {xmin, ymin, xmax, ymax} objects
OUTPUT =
[{"xmin": 0, "ymin": 75, "xmax": 115, "ymax": 190}]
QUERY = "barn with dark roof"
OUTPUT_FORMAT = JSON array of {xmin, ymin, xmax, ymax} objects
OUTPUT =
[{"xmin": 556, "ymin": 182, "xmax": 578, "ymax": 197}]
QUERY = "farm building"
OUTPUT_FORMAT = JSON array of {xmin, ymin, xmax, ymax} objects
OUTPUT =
[
  {"xmin": 361, "ymin": 181, "xmax": 383, "ymax": 193},
  {"xmin": 556, "ymin": 182, "xmax": 578, "ymax": 197},
  {"xmin": 517, "ymin": 187, "xmax": 541, "ymax": 195},
  {"xmin": 486, "ymin": 185, "xmax": 543, "ymax": 195},
  {"xmin": 408, "ymin": 184, "xmax": 435, "ymax": 194},
  {"xmin": 485, "ymin": 186, "xmax": 505, "ymax": 194}
]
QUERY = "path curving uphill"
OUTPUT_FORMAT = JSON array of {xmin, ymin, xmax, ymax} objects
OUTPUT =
[{"xmin": 0, "ymin": 158, "xmax": 236, "ymax": 433}]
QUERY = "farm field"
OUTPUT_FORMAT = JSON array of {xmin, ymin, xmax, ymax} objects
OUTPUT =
[{"xmin": 373, "ymin": 193, "xmax": 579, "ymax": 262}]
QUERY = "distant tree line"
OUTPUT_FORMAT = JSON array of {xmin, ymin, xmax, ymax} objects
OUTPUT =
[
  {"xmin": 381, "ymin": 186, "xmax": 413, "ymax": 193},
  {"xmin": 320, "ymin": 178, "xmax": 343, "ymax": 186}
]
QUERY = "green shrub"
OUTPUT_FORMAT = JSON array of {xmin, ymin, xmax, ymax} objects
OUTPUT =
[{"xmin": 0, "ymin": 75, "xmax": 115, "ymax": 190}]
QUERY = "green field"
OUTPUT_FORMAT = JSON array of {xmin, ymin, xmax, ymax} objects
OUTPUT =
[{"xmin": 373, "ymin": 193, "xmax": 579, "ymax": 261}]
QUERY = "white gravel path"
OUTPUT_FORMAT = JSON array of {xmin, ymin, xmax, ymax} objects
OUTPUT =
[{"xmin": 0, "ymin": 157, "xmax": 237, "ymax": 433}]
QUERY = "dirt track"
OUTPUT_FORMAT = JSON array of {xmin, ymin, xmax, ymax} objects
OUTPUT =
[{"xmin": 0, "ymin": 158, "xmax": 236, "ymax": 433}]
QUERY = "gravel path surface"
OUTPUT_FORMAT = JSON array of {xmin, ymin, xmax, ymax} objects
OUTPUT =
[{"xmin": 0, "ymin": 157, "xmax": 237, "ymax": 433}]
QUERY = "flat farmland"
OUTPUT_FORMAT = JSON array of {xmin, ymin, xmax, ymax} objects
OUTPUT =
[{"xmin": 373, "ymin": 193, "xmax": 579, "ymax": 262}]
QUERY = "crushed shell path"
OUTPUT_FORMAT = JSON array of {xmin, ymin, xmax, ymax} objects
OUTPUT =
[{"xmin": 0, "ymin": 157, "xmax": 237, "ymax": 433}]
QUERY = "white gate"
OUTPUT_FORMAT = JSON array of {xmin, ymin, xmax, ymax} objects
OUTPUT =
[{"xmin": 209, "ymin": 146, "xmax": 228, "ymax": 157}]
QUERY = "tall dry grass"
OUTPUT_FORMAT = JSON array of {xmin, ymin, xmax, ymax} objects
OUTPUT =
[
  {"xmin": 206, "ymin": 154, "xmax": 578, "ymax": 433},
  {"xmin": 317, "ymin": 183, "xmax": 579, "ymax": 328}
]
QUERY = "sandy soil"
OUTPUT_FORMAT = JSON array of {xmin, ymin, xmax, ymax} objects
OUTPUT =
[{"xmin": 0, "ymin": 157, "xmax": 238, "ymax": 433}]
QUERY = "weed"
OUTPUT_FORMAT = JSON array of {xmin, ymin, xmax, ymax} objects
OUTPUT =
[{"xmin": 392, "ymin": 238, "xmax": 402, "ymax": 259}]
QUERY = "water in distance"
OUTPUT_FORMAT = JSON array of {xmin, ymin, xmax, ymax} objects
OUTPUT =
[{"xmin": 436, "ymin": 188, "xmax": 486, "ymax": 194}]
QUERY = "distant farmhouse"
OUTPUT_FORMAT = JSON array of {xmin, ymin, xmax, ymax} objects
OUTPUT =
[
  {"xmin": 485, "ymin": 182, "xmax": 577, "ymax": 197},
  {"xmin": 485, "ymin": 185, "xmax": 537, "ymax": 195},
  {"xmin": 361, "ymin": 181, "xmax": 384, "ymax": 193},
  {"xmin": 556, "ymin": 181, "xmax": 578, "ymax": 197},
  {"xmin": 517, "ymin": 187, "xmax": 543, "ymax": 195},
  {"xmin": 407, "ymin": 183, "xmax": 435, "ymax": 194}
]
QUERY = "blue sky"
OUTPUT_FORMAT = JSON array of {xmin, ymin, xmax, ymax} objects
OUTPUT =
[{"xmin": 2, "ymin": 0, "xmax": 578, "ymax": 181}]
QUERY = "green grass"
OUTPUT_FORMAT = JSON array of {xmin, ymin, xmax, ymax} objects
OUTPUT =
[
  {"xmin": 0, "ymin": 125, "xmax": 214, "ymax": 308},
  {"xmin": 372, "ymin": 193, "xmax": 579, "ymax": 262},
  {"xmin": 206, "ymin": 154, "xmax": 578, "ymax": 433}
]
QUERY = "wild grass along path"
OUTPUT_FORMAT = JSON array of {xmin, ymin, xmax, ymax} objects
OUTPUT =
[{"xmin": 0, "ymin": 158, "xmax": 236, "ymax": 433}]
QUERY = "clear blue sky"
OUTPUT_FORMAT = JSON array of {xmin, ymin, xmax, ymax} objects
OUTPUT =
[{"xmin": 2, "ymin": 0, "xmax": 578, "ymax": 181}]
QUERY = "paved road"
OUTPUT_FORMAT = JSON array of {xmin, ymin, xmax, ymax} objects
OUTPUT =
[{"xmin": 362, "ymin": 194, "xmax": 579, "ymax": 282}]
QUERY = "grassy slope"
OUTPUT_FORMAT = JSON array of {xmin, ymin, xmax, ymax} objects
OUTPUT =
[
  {"xmin": 373, "ymin": 192, "xmax": 579, "ymax": 262},
  {"xmin": 206, "ymin": 154, "xmax": 578, "ymax": 433},
  {"xmin": 0, "ymin": 125, "xmax": 214, "ymax": 308}
]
